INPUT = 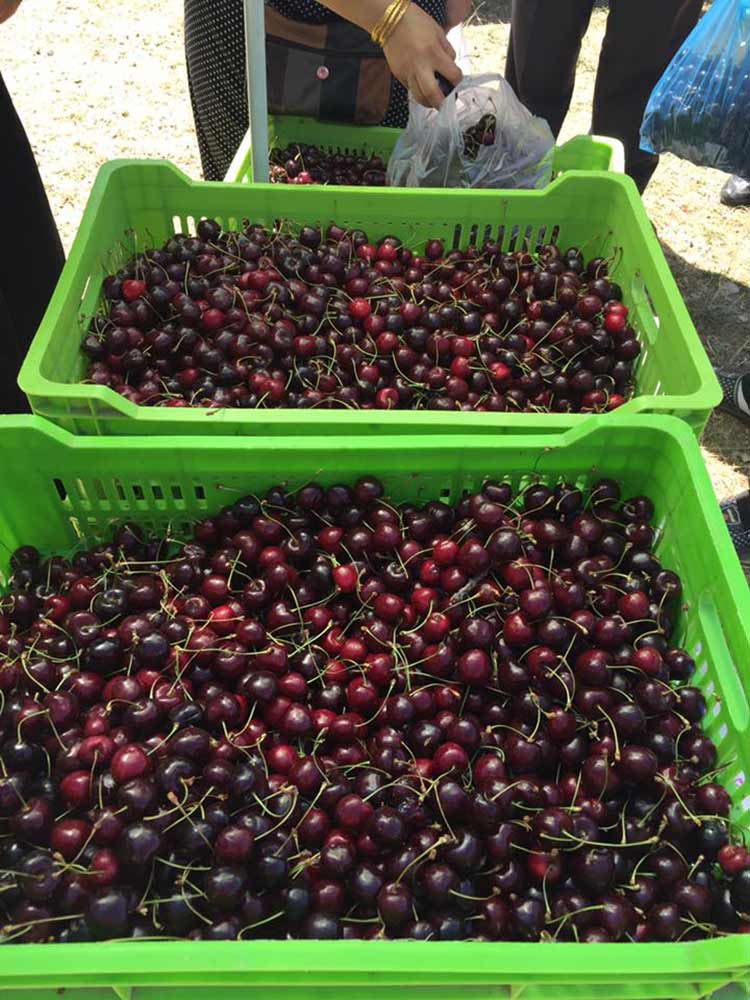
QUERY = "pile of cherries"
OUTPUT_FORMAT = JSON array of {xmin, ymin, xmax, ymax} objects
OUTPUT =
[
  {"xmin": 1, "ymin": 472, "xmax": 749, "ymax": 945},
  {"xmin": 80, "ymin": 219, "xmax": 641, "ymax": 411},
  {"xmin": 269, "ymin": 144, "xmax": 387, "ymax": 186},
  {"xmin": 463, "ymin": 114, "xmax": 497, "ymax": 161}
]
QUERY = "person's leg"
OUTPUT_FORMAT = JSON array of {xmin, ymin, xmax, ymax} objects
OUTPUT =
[
  {"xmin": 592, "ymin": 0, "xmax": 703, "ymax": 192},
  {"xmin": 505, "ymin": 0, "xmax": 595, "ymax": 139},
  {"xmin": 185, "ymin": 0, "xmax": 247, "ymax": 181},
  {"xmin": 0, "ymin": 73, "xmax": 64, "ymax": 414}
]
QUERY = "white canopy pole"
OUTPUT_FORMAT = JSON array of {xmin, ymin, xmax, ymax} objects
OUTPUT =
[{"xmin": 243, "ymin": 0, "xmax": 270, "ymax": 183}]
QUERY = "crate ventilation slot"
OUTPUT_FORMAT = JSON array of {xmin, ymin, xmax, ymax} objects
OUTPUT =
[{"xmin": 53, "ymin": 478, "xmax": 68, "ymax": 502}]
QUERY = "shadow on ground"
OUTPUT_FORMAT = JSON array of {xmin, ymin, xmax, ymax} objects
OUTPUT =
[
  {"xmin": 471, "ymin": 0, "xmax": 608, "ymax": 24},
  {"xmin": 471, "ymin": 0, "xmax": 510, "ymax": 24},
  {"xmin": 661, "ymin": 242, "xmax": 750, "ymax": 486}
]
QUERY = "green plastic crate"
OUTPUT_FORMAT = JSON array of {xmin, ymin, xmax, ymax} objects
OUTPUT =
[
  {"xmin": 18, "ymin": 159, "xmax": 720, "ymax": 437},
  {"xmin": 225, "ymin": 116, "xmax": 401, "ymax": 183},
  {"xmin": 0, "ymin": 414, "xmax": 748, "ymax": 998},
  {"xmin": 223, "ymin": 118, "xmax": 625, "ymax": 182}
]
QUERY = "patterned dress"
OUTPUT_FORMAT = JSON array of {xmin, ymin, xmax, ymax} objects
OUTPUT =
[{"xmin": 185, "ymin": 0, "xmax": 446, "ymax": 180}]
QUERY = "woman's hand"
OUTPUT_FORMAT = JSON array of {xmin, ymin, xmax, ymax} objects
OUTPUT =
[
  {"xmin": 0, "ymin": 0, "xmax": 22, "ymax": 23},
  {"xmin": 446, "ymin": 0, "xmax": 473, "ymax": 30},
  {"xmin": 383, "ymin": 3, "xmax": 463, "ymax": 109}
]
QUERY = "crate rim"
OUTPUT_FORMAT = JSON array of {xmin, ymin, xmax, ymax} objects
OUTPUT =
[
  {"xmin": 223, "ymin": 127, "xmax": 628, "ymax": 182},
  {"xmin": 0, "ymin": 409, "xmax": 722, "ymax": 458},
  {"xmin": 17, "ymin": 159, "xmax": 722, "ymax": 422},
  {"xmin": 0, "ymin": 935, "xmax": 748, "ymax": 986}
]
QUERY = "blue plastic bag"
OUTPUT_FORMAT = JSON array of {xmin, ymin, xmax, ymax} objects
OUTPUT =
[{"xmin": 640, "ymin": 0, "xmax": 750, "ymax": 178}]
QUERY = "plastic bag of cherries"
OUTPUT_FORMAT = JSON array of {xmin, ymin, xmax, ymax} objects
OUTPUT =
[
  {"xmin": 640, "ymin": 0, "xmax": 750, "ymax": 177},
  {"xmin": 387, "ymin": 74, "xmax": 554, "ymax": 189}
]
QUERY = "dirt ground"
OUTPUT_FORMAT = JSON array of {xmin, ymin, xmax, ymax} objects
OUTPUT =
[{"xmin": 1, "ymin": 0, "xmax": 749, "ymax": 499}]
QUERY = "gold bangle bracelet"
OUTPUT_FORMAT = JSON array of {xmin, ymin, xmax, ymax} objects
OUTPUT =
[
  {"xmin": 372, "ymin": 1, "xmax": 400, "ymax": 45},
  {"xmin": 381, "ymin": 0, "xmax": 410, "ymax": 45},
  {"xmin": 382, "ymin": 0, "xmax": 411, "ymax": 44},
  {"xmin": 371, "ymin": 0, "xmax": 410, "ymax": 47},
  {"xmin": 371, "ymin": 0, "xmax": 398, "ymax": 44}
]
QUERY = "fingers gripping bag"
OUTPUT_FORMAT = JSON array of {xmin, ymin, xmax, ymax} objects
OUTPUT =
[
  {"xmin": 640, "ymin": 0, "xmax": 750, "ymax": 178},
  {"xmin": 387, "ymin": 74, "xmax": 554, "ymax": 189}
]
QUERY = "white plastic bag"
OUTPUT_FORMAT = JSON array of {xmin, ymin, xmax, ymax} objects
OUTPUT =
[
  {"xmin": 386, "ymin": 74, "xmax": 554, "ymax": 189},
  {"xmin": 447, "ymin": 25, "xmax": 472, "ymax": 74}
]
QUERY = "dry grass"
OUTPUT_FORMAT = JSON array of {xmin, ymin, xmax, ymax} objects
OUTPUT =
[{"xmin": 1, "ymin": 0, "xmax": 749, "ymax": 500}]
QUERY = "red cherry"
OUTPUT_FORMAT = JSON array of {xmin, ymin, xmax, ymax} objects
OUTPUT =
[
  {"xmin": 209, "ymin": 604, "xmax": 242, "ymax": 636},
  {"xmin": 411, "ymin": 586, "xmax": 438, "ymax": 616},
  {"xmin": 422, "ymin": 612, "xmax": 451, "ymax": 642},
  {"xmin": 605, "ymin": 301, "xmax": 628, "ymax": 316},
  {"xmin": 122, "ymin": 279, "xmax": 147, "ymax": 302},
  {"xmin": 375, "ymin": 387, "xmax": 399, "ymax": 409},
  {"xmin": 266, "ymin": 744, "xmax": 297, "ymax": 774},
  {"xmin": 433, "ymin": 539, "xmax": 459, "ymax": 566},
  {"xmin": 333, "ymin": 564, "xmax": 360, "ymax": 593},
  {"xmin": 89, "ymin": 848, "xmax": 120, "ymax": 886},
  {"xmin": 373, "ymin": 593, "xmax": 405, "ymax": 623},
  {"xmin": 43, "ymin": 594, "xmax": 71, "ymax": 623},
  {"xmin": 60, "ymin": 770, "xmax": 94, "ymax": 808},
  {"xmin": 349, "ymin": 298, "xmax": 372, "ymax": 320},
  {"xmin": 433, "ymin": 741, "xmax": 469, "ymax": 774},
  {"xmin": 607, "ymin": 393, "xmax": 626, "ymax": 410},
  {"xmin": 604, "ymin": 311, "xmax": 627, "ymax": 334},
  {"xmin": 632, "ymin": 646, "xmax": 663, "ymax": 676},
  {"xmin": 335, "ymin": 794, "xmax": 374, "ymax": 831},
  {"xmin": 318, "ymin": 527, "xmax": 343, "ymax": 553},
  {"xmin": 618, "ymin": 591, "xmax": 650, "ymax": 621},
  {"xmin": 50, "ymin": 818, "xmax": 91, "ymax": 860},
  {"xmin": 458, "ymin": 648, "xmax": 492, "ymax": 686},
  {"xmin": 718, "ymin": 845, "xmax": 750, "ymax": 875},
  {"xmin": 110, "ymin": 744, "xmax": 151, "ymax": 784},
  {"xmin": 201, "ymin": 308, "xmax": 225, "ymax": 331},
  {"xmin": 490, "ymin": 362, "xmax": 512, "ymax": 385},
  {"xmin": 419, "ymin": 560, "xmax": 441, "ymax": 586}
]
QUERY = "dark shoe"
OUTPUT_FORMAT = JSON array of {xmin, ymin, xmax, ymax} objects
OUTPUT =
[
  {"xmin": 716, "ymin": 369, "xmax": 750, "ymax": 426},
  {"xmin": 721, "ymin": 492, "xmax": 750, "ymax": 564},
  {"xmin": 721, "ymin": 175, "xmax": 750, "ymax": 207}
]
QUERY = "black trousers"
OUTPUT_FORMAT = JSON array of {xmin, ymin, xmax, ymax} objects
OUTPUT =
[
  {"xmin": 0, "ymin": 73, "xmax": 64, "ymax": 413},
  {"xmin": 506, "ymin": 0, "xmax": 703, "ymax": 192}
]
